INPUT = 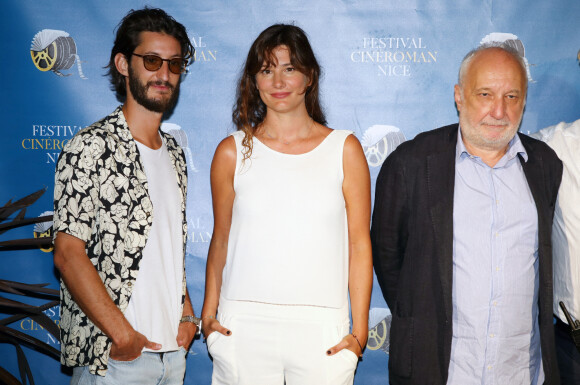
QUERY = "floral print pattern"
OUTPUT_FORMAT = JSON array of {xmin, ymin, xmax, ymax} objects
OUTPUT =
[{"xmin": 53, "ymin": 106, "xmax": 188, "ymax": 375}]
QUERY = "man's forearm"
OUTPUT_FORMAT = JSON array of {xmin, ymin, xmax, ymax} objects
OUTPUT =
[
  {"xmin": 182, "ymin": 289, "xmax": 194, "ymax": 317},
  {"xmin": 54, "ymin": 233, "xmax": 135, "ymax": 346}
]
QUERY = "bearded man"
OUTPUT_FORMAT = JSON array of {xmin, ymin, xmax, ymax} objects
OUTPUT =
[{"xmin": 53, "ymin": 7, "xmax": 200, "ymax": 384}]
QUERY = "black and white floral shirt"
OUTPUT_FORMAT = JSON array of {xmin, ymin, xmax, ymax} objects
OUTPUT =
[{"xmin": 53, "ymin": 106, "xmax": 188, "ymax": 375}]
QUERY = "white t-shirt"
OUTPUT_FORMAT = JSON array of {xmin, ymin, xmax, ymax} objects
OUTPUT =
[
  {"xmin": 125, "ymin": 138, "xmax": 184, "ymax": 352},
  {"xmin": 533, "ymin": 119, "xmax": 580, "ymax": 324}
]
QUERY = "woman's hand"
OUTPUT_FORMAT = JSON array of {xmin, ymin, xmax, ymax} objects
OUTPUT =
[
  {"xmin": 202, "ymin": 317, "xmax": 231, "ymax": 339},
  {"xmin": 326, "ymin": 333, "xmax": 366, "ymax": 357}
]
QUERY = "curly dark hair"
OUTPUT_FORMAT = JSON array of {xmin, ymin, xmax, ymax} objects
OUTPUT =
[
  {"xmin": 105, "ymin": 7, "xmax": 194, "ymax": 98},
  {"xmin": 232, "ymin": 24, "xmax": 326, "ymax": 160}
]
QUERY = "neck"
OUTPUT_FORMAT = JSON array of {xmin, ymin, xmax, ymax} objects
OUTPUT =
[
  {"xmin": 122, "ymin": 98, "xmax": 163, "ymax": 149},
  {"xmin": 463, "ymin": 140, "xmax": 509, "ymax": 167},
  {"xmin": 261, "ymin": 109, "xmax": 314, "ymax": 142}
]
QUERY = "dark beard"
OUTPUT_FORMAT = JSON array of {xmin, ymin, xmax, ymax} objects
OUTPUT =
[{"xmin": 128, "ymin": 66, "xmax": 180, "ymax": 113}]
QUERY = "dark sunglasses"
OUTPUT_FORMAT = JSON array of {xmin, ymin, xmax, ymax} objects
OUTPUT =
[{"xmin": 132, "ymin": 53, "xmax": 187, "ymax": 74}]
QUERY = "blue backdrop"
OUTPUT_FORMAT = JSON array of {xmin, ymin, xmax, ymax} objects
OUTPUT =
[{"xmin": 1, "ymin": 0, "xmax": 579, "ymax": 383}]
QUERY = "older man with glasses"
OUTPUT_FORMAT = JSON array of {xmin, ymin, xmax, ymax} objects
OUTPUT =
[{"xmin": 52, "ymin": 7, "xmax": 199, "ymax": 385}]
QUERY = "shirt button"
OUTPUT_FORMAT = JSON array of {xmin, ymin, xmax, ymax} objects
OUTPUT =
[
  {"xmin": 490, "ymin": 333, "xmax": 495, "ymax": 338},
  {"xmin": 487, "ymin": 365, "xmax": 493, "ymax": 370}
]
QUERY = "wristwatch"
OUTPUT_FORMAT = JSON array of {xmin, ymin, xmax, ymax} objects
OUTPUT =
[{"xmin": 180, "ymin": 315, "xmax": 202, "ymax": 336}]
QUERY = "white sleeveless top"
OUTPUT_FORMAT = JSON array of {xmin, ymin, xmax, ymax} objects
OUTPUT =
[{"xmin": 221, "ymin": 129, "xmax": 352, "ymax": 308}]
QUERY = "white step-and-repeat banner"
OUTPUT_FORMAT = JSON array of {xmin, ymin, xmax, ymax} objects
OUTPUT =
[{"xmin": 1, "ymin": 0, "xmax": 579, "ymax": 383}]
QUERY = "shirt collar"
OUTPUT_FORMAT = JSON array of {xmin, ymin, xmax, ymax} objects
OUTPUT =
[{"xmin": 456, "ymin": 126, "xmax": 528, "ymax": 164}]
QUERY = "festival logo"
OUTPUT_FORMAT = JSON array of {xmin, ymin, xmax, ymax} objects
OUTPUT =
[
  {"xmin": 351, "ymin": 36, "xmax": 439, "ymax": 77},
  {"xmin": 189, "ymin": 34, "xmax": 217, "ymax": 63},
  {"xmin": 361, "ymin": 124, "xmax": 406, "ymax": 167},
  {"xmin": 22, "ymin": 123, "xmax": 83, "ymax": 165},
  {"xmin": 19, "ymin": 305, "xmax": 60, "ymax": 347},
  {"xmin": 479, "ymin": 33, "xmax": 533, "ymax": 82},
  {"xmin": 161, "ymin": 123, "xmax": 198, "ymax": 173},
  {"xmin": 367, "ymin": 307, "xmax": 392, "ymax": 354},
  {"xmin": 162, "ymin": 123, "xmax": 210, "ymax": 252},
  {"xmin": 30, "ymin": 29, "xmax": 87, "ymax": 79},
  {"xmin": 33, "ymin": 211, "xmax": 53, "ymax": 253}
]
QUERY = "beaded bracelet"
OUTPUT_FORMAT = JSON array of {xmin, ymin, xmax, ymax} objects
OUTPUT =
[{"xmin": 351, "ymin": 333, "xmax": 364, "ymax": 357}]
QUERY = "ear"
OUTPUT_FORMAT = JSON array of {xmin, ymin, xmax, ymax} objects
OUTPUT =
[
  {"xmin": 454, "ymin": 84, "xmax": 462, "ymax": 112},
  {"xmin": 115, "ymin": 53, "xmax": 129, "ymax": 77},
  {"xmin": 300, "ymin": 70, "xmax": 313, "ymax": 95},
  {"xmin": 306, "ymin": 69, "xmax": 314, "ymax": 87}
]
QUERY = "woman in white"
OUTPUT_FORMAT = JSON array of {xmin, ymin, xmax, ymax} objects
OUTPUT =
[{"xmin": 201, "ymin": 24, "xmax": 372, "ymax": 385}]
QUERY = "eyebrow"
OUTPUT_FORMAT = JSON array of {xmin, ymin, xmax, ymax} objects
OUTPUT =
[
  {"xmin": 474, "ymin": 87, "xmax": 522, "ymax": 94},
  {"xmin": 262, "ymin": 60, "xmax": 292, "ymax": 68},
  {"xmin": 141, "ymin": 51, "xmax": 183, "ymax": 58}
]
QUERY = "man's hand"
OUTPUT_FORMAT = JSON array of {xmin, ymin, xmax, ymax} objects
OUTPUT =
[
  {"xmin": 54, "ymin": 233, "xmax": 161, "ymax": 361},
  {"xmin": 109, "ymin": 329, "xmax": 161, "ymax": 361},
  {"xmin": 176, "ymin": 321, "xmax": 197, "ymax": 350}
]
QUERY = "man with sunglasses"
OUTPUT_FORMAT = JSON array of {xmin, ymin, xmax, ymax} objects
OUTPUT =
[{"xmin": 53, "ymin": 7, "xmax": 199, "ymax": 384}]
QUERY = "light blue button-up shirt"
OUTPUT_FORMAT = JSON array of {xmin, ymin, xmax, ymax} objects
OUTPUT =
[{"xmin": 447, "ymin": 129, "xmax": 543, "ymax": 385}]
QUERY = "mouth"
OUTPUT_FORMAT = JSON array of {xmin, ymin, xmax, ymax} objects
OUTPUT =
[
  {"xmin": 270, "ymin": 92, "xmax": 291, "ymax": 99},
  {"xmin": 481, "ymin": 121, "xmax": 510, "ymax": 131},
  {"xmin": 148, "ymin": 81, "xmax": 174, "ymax": 93}
]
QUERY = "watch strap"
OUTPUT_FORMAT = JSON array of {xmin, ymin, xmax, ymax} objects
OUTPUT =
[{"xmin": 180, "ymin": 315, "xmax": 202, "ymax": 335}]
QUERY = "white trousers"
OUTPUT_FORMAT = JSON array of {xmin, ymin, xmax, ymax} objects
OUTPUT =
[{"xmin": 208, "ymin": 298, "xmax": 358, "ymax": 385}]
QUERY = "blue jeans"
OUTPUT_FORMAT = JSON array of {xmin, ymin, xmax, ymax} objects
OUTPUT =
[{"xmin": 71, "ymin": 348, "xmax": 187, "ymax": 385}]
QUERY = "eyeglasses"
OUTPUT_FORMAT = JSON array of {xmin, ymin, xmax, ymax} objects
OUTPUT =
[{"xmin": 132, "ymin": 53, "xmax": 188, "ymax": 74}]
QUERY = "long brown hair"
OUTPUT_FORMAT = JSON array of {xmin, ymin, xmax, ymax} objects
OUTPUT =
[{"xmin": 232, "ymin": 24, "xmax": 326, "ymax": 160}]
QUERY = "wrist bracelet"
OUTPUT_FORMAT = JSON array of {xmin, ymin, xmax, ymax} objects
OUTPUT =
[
  {"xmin": 202, "ymin": 315, "xmax": 215, "ymax": 321},
  {"xmin": 351, "ymin": 333, "xmax": 364, "ymax": 357}
]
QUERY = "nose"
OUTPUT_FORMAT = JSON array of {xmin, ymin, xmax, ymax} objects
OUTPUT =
[
  {"xmin": 490, "ymin": 97, "xmax": 507, "ymax": 120},
  {"xmin": 156, "ymin": 60, "xmax": 171, "ymax": 81},
  {"xmin": 272, "ymin": 71, "xmax": 284, "ymax": 88}
]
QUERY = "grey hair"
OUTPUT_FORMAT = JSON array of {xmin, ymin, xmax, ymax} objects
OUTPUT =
[{"xmin": 457, "ymin": 42, "xmax": 528, "ymax": 90}]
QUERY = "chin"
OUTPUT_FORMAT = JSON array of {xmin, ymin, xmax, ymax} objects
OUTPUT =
[{"xmin": 483, "ymin": 138, "xmax": 511, "ymax": 150}]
